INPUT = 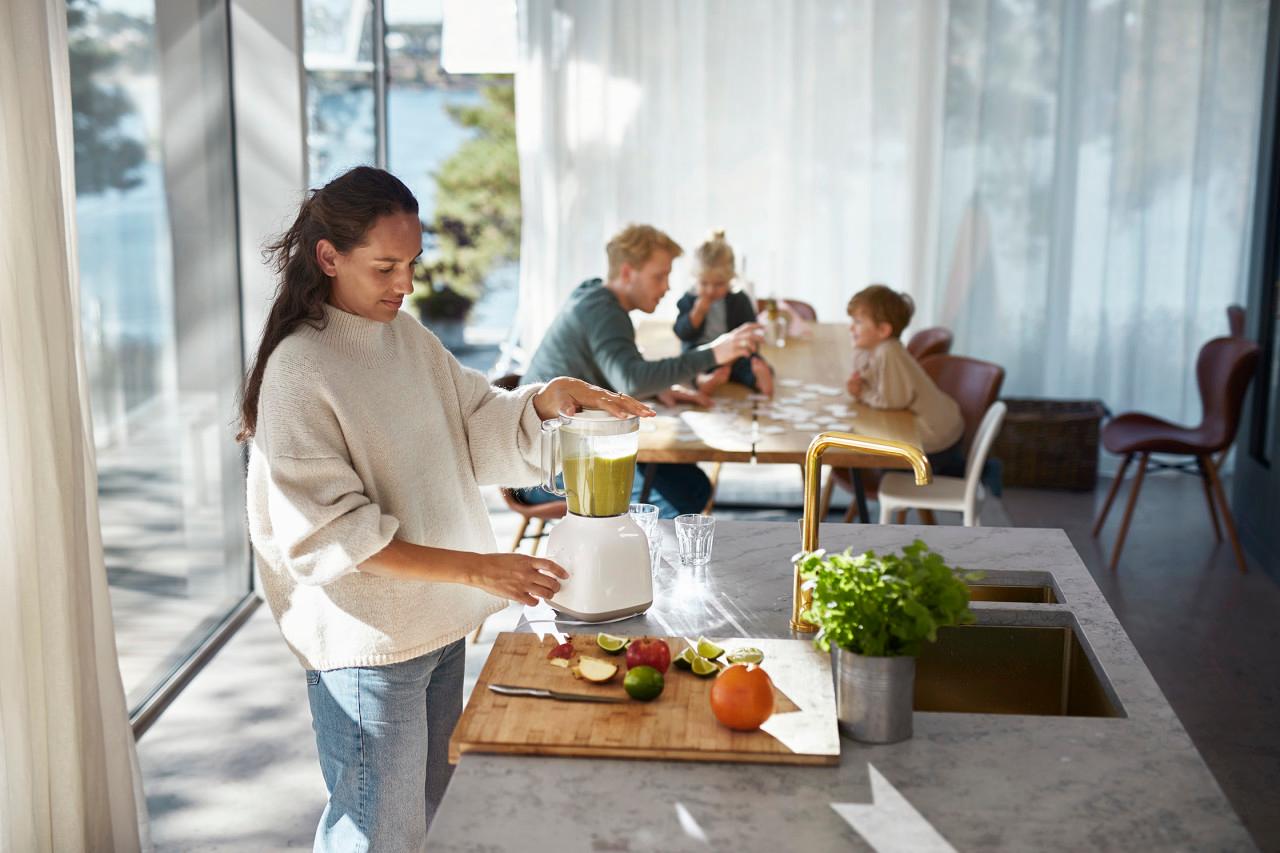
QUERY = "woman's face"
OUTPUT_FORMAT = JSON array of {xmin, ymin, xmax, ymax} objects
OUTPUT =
[{"xmin": 318, "ymin": 211, "xmax": 422, "ymax": 323}]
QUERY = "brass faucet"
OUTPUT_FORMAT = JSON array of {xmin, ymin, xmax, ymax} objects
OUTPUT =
[{"xmin": 791, "ymin": 432, "xmax": 932, "ymax": 633}]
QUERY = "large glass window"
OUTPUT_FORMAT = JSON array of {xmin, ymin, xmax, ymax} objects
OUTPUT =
[
  {"xmin": 304, "ymin": 0, "xmax": 520, "ymax": 372},
  {"xmin": 68, "ymin": 0, "xmax": 249, "ymax": 711}
]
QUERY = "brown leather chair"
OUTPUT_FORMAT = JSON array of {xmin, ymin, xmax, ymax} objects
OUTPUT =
[
  {"xmin": 1092, "ymin": 336, "xmax": 1260, "ymax": 573},
  {"xmin": 820, "ymin": 353, "xmax": 1004, "ymax": 523},
  {"xmin": 906, "ymin": 327, "xmax": 953, "ymax": 361},
  {"xmin": 492, "ymin": 373, "xmax": 565, "ymax": 554},
  {"xmin": 1227, "ymin": 304, "xmax": 1246, "ymax": 337}
]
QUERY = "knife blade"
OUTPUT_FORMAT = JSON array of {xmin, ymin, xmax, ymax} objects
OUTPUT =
[{"xmin": 488, "ymin": 684, "xmax": 628, "ymax": 704}]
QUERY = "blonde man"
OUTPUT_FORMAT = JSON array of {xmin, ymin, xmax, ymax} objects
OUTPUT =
[{"xmin": 522, "ymin": 224, "xmax": 761, "ymax": 516}]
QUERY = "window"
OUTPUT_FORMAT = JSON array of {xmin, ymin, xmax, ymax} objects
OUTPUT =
[{"xmin": 68, "ymin": 0, "xmax": 249, "ymax": 711}]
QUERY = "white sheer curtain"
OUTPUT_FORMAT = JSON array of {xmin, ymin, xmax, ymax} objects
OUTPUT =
[
  {"xmin": 516, "ymin": 0, "xmax": 1268, "ymax": 424},
  {"xmin": 0, "ymin": 1, "xmax": 148, "ymax": 850}
]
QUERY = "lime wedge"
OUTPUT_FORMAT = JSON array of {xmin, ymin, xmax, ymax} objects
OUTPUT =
[
  {"xmin": 690, "ymin": 655, "xmax": 719, "ymax": 678},
  {"xmin": 726, "ymin": 647, "xmax": 764, "ymax": 665},
  {"xmin": 596, "ymin": 633, "xmax": 628, "ymax": 655},
  {"xmin": 696, "ymin": 637, "xmax": 725, "ymax": 660},
  {"xmin": 673, "ymin": 648, "xmax": 696, "ymax": 670}
]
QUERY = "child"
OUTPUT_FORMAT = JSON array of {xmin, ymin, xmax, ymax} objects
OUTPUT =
[
  {"xmin": 673, "ymin": 231, "xmax": 773, "ymax": 396},
  {"xmin": 846, "ymin": 285, "xmax": 965, "ymax": 468}
]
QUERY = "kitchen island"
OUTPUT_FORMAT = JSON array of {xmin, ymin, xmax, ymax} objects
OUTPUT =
[{"xmin": 427, "ymin": 522, "xmax": 1255, "ymax": 851}]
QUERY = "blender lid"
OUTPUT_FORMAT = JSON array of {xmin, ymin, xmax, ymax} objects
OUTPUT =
[{"xmin": 560, "ymin": 409, "xmax": 639, "ymax": 435}]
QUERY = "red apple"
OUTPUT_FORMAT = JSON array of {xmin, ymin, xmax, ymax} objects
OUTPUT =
[
  {"xmin": 546, "ymin": 640, "xmax": 575, "ymax": 661},
  {"xmin": 625, "ymin": 638, "xmax": 671, "ymax": 673}
]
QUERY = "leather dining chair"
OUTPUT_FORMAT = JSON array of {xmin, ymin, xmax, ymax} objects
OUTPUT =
[
  {"xmin": 906, "ymin": 327, "xmax": 954, "ymax": 362},
  {"xmin": 1092, "ymin": 336, "xmax": 1260, "ymax": 573},
  {"xmin": 492, "ymin": 373, "xmax": 566, "ymax": 554}
]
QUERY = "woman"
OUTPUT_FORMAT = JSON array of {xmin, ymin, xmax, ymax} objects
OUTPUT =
[{"xmin": 238, "ymin": 167, "xmax": 651, "ymax": 851}]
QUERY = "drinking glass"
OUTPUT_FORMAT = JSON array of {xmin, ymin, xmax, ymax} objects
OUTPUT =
[
  {"xmin": 629, "ymin": 502, "xmax": 661, "ymax": 571},
  {"xmin": 674, "ymin": 514, "xmax": 715, "ymax": 568}
]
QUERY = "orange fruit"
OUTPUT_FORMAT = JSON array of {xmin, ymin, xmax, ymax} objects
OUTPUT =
[{"xmin": 709, "ymin": 664, "xmax": 775, "ymax": 731}]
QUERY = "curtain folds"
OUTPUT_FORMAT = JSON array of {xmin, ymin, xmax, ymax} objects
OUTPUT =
[
  {"xmin": 515, "ymin": 0, "xmax": 1269, "ymax": 424},
  {"xmin": 0, "ymin": 1, "xmax": 148, "ymax": 850}
]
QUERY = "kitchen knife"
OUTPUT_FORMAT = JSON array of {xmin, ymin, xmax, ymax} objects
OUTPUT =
[{"xmin": 488, "ymin": 684, "xmax": 628, "ymax": 704}]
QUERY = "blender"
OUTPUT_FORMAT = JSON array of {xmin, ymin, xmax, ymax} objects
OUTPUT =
[{"xmin": 540, "ymin": 410, "xmax": 653, "ymax": 621}]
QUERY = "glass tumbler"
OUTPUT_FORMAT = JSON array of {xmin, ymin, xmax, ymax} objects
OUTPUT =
[{"xmin": 674, "ymin": 514, "xmax": 715, "ymax": 568}]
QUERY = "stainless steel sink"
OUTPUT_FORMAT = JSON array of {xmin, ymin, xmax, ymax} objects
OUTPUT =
[
  {"xmin": 914, "ymin": 624, "xmax": 1122, "ymax": 718},
  {"xmin": 966, "ymin": 583, "xmax": 1058, "ymax": 604}
]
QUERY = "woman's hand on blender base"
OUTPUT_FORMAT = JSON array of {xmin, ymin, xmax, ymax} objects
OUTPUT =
[
  {"xmin": 534, "ymin": 377, "xmax": 655, "ymax": 420},
  {"xmin": 470, "ymin": 553, "xmax": 569, "ymax": 606}
]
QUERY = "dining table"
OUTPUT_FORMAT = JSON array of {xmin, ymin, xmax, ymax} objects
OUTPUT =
[{"xmin": 633, "ymin": 318, "xmax": 922, "ymax": 521}]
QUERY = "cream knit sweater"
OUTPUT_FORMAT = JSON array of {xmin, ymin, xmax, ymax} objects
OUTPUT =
[
  {"xmin": 851, "ymin": 337, "xmax": 964, "ymax": 454},
  {"xmin": 247, "ymin": 304, "xmax": 543, "ymax": 671}
]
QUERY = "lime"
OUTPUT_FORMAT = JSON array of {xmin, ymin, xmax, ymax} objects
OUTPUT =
[
  {"xmin": 623, "ymin": 665, "xmax": 665, "ymax": 701},
  {"xmin": 726, "ymin": 647, "xmax": 764, "ymax": 665},
  {"xmin": 696, "ymin": 637, "xmax": 726, "ymax": 660},
  {"xmin": 672, "ymin": 648, "xmax": 696, "ymax": 670},
  {"xmin": 596, "ymin": 633, "xmax": 628, "ymax": 655},
  {"xmin": 690, "ymin": 656, "xmax": 720, "ymax": 678}
]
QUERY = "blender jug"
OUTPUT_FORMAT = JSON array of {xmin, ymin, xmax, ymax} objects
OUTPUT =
[{"xmin": 541, "ymin": 411, "xmax": 639, "ymax": 517}]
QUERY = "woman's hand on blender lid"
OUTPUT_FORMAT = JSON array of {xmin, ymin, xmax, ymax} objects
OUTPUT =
[{"xmin": 533, "ymin": 377, "xmax": 656, "ymax": 420}]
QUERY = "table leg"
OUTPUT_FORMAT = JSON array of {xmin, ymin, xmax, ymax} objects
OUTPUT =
[
  {"xmin": 851, "ymin": 469, "xmax": 870, "ymax": 524},
  {"xmin": 639, "ymin": 463, "xmax": 658, "ymax": 503}
]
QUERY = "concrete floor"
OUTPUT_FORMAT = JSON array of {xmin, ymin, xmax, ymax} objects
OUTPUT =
[{"xmin": 135, "ymin": 466, "xmax": 1280, "ymax": 851}]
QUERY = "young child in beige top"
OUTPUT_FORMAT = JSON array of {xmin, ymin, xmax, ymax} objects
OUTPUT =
[{"xmin": 846, "ymin": 285, "xmax": 965, "ymax": 458}]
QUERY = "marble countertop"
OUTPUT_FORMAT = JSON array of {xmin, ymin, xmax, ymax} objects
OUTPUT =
[{"xmin": 427, "ymin": 522, "xmax": 1254, "ymax": 852}]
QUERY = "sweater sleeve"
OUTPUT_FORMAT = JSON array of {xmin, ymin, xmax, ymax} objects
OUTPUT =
[
  {"xmin": 444, "ymin": 348, "xmax": 546, "ymax": 487},
  {"xmin": 672, "ymin": 292, "xmax": 703, "ymax": 343},
  {"xmin": 588, "ymin": 308, "xmax": 718, "ymax": 397},
  {"xmin": 255, "ymin": 356, "xmax": 399, "ymax": 586},
  {"xmin": 859, "ymin": 344, "xmax": 916, "ymax": 410}
]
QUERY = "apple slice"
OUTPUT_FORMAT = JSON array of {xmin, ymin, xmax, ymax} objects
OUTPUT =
[{"xmin": 572, "ymin": 656, "xmax": 619, "ymax": 683}]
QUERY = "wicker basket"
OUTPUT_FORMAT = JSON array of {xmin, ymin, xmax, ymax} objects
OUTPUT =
[{"xmin": 991, "ymin": 398, "xmax": 1107, "ymax": 491}]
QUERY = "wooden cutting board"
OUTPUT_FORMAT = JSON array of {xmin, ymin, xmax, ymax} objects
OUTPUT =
[{"xmin": 450, "ymin": 632, "xmax": 840, "ymax": 766}]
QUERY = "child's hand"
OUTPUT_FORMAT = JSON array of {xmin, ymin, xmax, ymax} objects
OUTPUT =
[
  {"xmin": 695, "ymin": 365, "xmax": 732, "ymax": 396},
  {"xmin": 846, "ymin": 372, "xmax": 863, "ymax": 398},
  {"xmin": 657, "ymin": 384, "xmax": 714, "ymax": 409},
  {"xmin": 750, "ymin": 356, "xmax": 774, "ymax": 397}
]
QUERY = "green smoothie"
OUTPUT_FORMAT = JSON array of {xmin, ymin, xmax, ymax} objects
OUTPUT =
[{"xmin": 562, "ymin": 451, "xmax": 637, "ymax": 517}]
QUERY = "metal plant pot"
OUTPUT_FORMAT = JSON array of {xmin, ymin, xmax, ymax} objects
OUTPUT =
[{"xmin": 833, "ymin": 648, "xmax": 915, "ymax": 744}]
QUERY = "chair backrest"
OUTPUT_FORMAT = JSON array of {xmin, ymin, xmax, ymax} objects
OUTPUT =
[
  {"xmin": 920, "ymin": 354, "xmax": 1006, "ymax": 454},
  {"xmin": 1196, "ymin": 336, "xmax": 1260, "ymax": 451},
  {"xmin": 963, "ymin": 401, "xmax": 1007, "ymax": 508},
  {"xmin": 1227, "ymin": 304, "xmax": 1246, "ymax": 338},
  {"xmin": 492, "ymin": 372, "xmax": 521, "ymax": 391},
  {"xmin": 906, "ymin": 327, "xmax": 953, "ymax": 361}
]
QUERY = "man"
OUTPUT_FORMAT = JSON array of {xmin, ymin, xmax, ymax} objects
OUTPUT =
[{"xmin": 521, "ymin": 224, "xmax": 762, "ymax": 517}]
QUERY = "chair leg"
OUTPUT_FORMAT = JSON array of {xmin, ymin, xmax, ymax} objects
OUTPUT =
[
  {"xmin": 896, "ymin": 509, "xmax": 908, "ymax": 524},
  {"xmin": 919, "ymin": 509, "xmax": 937, "ymax": 525},
  {"xmin": 818, "ymin": 470, "xmax": 836, "ymax": 519},
  {"xmin": 1108, "ymin": 452, "xmax": 1149, "ymax": 571},
  {"xmin": 1092, "ymin": 453, "xmax": 1134, "ymax": 537},
  {"xmin": 529, "ymin": 518, "xmax": 547, "ymax": 557},
  {"xmin": 509, "ymin": 516, "xmax": 531, "ymax": 552},
  {"xmin": 701, "ymin": 462, "xmax": 723, "ymax": 514},
  {"xmin": 1194, "ymin": 456, "xmax": 1222, "ymax": 542},
  {"xmin": 842, "ymin": 499, "xmax": 858, "ymax": 523},
  {"xmin": 1203, "ymin": 455, "xmax": 1249, "ymax": 574}
]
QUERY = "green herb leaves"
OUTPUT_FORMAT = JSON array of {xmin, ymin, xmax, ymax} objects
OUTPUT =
[{"xmin": 796, "ymin": 540, "xmax": 980, "ymax": 657}]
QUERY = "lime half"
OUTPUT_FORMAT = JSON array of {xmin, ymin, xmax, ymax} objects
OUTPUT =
[
  {"xmin": 696, "ymin": 637, "xmax": 726, "ymax": 660},
  {"xmin": 672, "ymin": 648, "xmax": 696, "ymax": 670},
  {"xmin": 596, "ymin": 633, "xmax": 628, "ymax": 655},
  {"xmin": 690, "ymin": 656, "xmax": 719, "ymax": 678},
  {"xmin": 726, "ymin": 647, "xmax": 764, "ymax": 665},
  {"xmin": 624, "ymin": 665, "xmax": 665, "ymax": 701}
]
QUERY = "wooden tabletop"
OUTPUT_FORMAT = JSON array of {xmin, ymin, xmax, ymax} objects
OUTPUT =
[{"xmin": 635, "ymin": 320, "xmax": 922, "ymax": 468}]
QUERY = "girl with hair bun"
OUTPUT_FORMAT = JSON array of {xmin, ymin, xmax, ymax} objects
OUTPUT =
[{"xmin": 673, "ymin": 230, "xmax": 774, "ymax": 396}]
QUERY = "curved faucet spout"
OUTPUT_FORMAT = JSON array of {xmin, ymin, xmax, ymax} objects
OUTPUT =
[{"xmin": 791, "ymin": 432, "xmax": 932, "ymax": 633}]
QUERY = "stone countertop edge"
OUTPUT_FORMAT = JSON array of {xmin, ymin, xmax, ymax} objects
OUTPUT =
[{"xmin": 426, "ymin": 521, "xmax": 1256, "ymax": 853}]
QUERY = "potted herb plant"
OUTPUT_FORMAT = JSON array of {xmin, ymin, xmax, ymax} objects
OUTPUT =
[{"xmin": 796, "ymin": 540, "xmax": 978, "ymax": 743}]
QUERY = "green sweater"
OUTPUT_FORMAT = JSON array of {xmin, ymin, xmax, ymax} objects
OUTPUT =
[{"xmin": 523, "ymin": 280, "xmax": 718, "ymax": 397}]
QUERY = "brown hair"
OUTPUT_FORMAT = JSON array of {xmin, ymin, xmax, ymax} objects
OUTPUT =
[
  {"xmin": 847, "ymin": 284, "xmax": 914, "ymax": 338},
  {"xmin": 693, "ymin": 229, "xmax": 735, "ymax": 280},
  {"xmin": 605, "ymin": 224, "xmax": 683, "ymax": 280},
  {"xmin": 236, "ymin": 167, "xmax": 419, "ymax": 442}
]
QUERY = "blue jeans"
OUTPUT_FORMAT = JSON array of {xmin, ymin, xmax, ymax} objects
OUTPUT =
[
  {"xmin": 516, "ymin": 463, "xmax": 711, "ymax": 519},
  {"xmin": 305, "ymin": 639, "xmax": 465, "ymax": 853}
]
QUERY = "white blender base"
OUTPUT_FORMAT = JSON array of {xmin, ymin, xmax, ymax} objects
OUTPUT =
[{"xmin": 545, "ymin": 513, "xmax": 653, "ymax": 622}]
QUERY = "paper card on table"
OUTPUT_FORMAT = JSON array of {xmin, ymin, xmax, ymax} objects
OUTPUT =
[
  {"xmin": 794, "ymin": 422, "xmax": 819, "ymax": 430},
  {"xmin": 759, "ymin": 425, "xmax": 787, "ymax": 435},
  {"xmin": 779, "ymin": 378, "xmax": 803, "ymax": 387}
]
